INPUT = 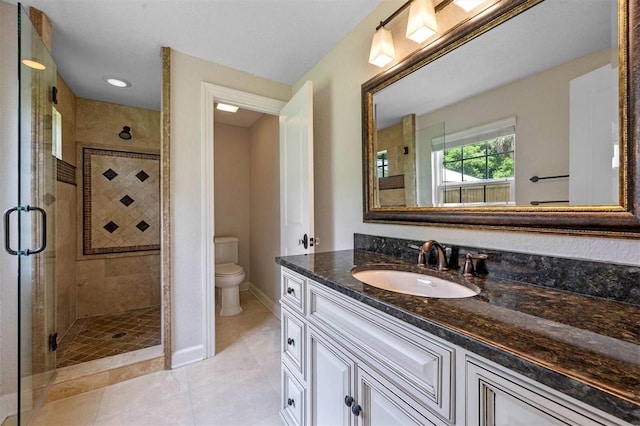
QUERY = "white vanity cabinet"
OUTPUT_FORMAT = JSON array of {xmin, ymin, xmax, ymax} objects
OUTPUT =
[
  {"xmin": 308, "ymin": 327, "xmax": 438, "ymax": 425},
  {"xmin": 279, "ymin": 266, "xmax": 632, "ymax": 426}
]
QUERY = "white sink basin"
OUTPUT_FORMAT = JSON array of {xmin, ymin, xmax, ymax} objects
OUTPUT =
[{"xmin": 352, "ymin": 269, "xmax": 479, "ymax": 299}]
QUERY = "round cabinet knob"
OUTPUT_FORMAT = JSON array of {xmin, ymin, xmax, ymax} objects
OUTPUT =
[
  {"xmin": 287, "ymin": 338, "xmax": 295, "ymax": 346},
  {"xmin": 287, "ymin": 287, "xmax": 295, "ymax": 295},
  {"xmin": 344, "ymin": 395, "xmax": 354, "ymax": 407},
  {"xmin": 287, "ymin": 398, "xmax": 295, "ymax": 407},
  {"xmin": 351, "ymin": 404, "xmax": 362, "ymax": 416}
]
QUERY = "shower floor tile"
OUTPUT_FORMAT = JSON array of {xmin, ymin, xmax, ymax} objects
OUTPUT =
[{"xmin": 56, "ymin": 306, "xmax": 161, "ymax": 368}]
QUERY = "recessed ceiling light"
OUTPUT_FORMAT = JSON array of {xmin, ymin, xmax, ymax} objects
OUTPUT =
[
  {"xmin": 103, "ymin": 76, "xmax": 132, "ymax": 88},
  {"xmin": 22, "ymin": 59, "xmax": 46, "ymax": 70},
  {"xmin": 216, "ymin": 103, "xmax": 239, "ymax": 113}
]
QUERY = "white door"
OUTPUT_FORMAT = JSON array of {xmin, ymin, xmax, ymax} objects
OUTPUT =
[
  {"xmin": 280, "ymin": 81, "xmax": 314, "ymax": 256},
  {"xmin": 569, "ymin": 65, "xmax": 619, "ymax": 205}
]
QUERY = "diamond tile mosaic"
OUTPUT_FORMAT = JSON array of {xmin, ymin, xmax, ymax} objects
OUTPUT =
[
  {"xmin": 102, "ymin": 168, "xmax": 118, "ymax": 181},
  {"xmin": 119, "ymin": 195, "xmax": 134, "ymax": 207},
  {"xmin": 103, "ymin": 221, "xmax": 119, "ymax": 234},
  {"xmin": 56, "ymin": 306, "xmax": 161, "ymax": 368},
  {"xmin": 83, "ymin": 148, "xmax": 160, "ymax": 255},
  {"xmin": 135, "ymin": 170, "xmax": 149, "ymax": 182}
]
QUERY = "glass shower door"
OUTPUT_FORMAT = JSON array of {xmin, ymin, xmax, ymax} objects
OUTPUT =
[{"xmin": 15, "ymin": 4, "xmax": 57, "ymax": 423}]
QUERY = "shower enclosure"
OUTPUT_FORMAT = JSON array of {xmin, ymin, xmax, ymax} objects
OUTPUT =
[{"xmin": 1, "ymin": 3, "xmax": 57, "ymax": 424}]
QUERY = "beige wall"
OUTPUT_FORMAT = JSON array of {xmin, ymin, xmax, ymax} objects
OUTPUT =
[
  {"xmin": 170, "ymin": 50, "xmax": 290, "ymax": 363},
  {"xmin": 249, "ymin": 115, "xmax": 280, "ymax": 305},
  {"xmin": 293, "ymin": 1, "xmax": 639, "ymax": 265},
  {"xmin": 214, "ymin": 123, "xmax": 251, "ymax": 280},
  {"xmin": 416, "ymin": 48, "xmax": 614, "ymax": 206},
  {"xmin": 75, "ymin": 98, "xmax": 161, "ymax": 317}
]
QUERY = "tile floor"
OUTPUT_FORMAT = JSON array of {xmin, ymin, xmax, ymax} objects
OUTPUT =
[
  {"xmin": 29, "ymin": 292, "xmax": 282, "ymax": 425},
  {"xmin": 57, "ymin": 306, "xmax": 161, "ymax": 368}
]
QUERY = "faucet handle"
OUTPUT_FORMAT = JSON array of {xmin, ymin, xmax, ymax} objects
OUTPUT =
[
  {"xmin": 408, "ymin": 244, "xmax": 425, "ymax": 265},
  {"xmin": 463, "ymin": 253, "xmax": 489, "ymax": 276},
  {"xmin": 462, "ymin": 254, "xmax": 475, "ymax": 276}
]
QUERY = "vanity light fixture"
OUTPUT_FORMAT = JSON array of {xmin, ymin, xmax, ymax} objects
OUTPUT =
[
  {"xmin": 453, "ymin": 0, "xmax": 485, "ymax": 12},
  {"xmin": 118, "ymin": 126, "xmax": 132, "ymax": 140},
  {"xmin": 368, "ymin": 0, "xmax": 438, "ymax": 67},
  {"xmin": 216, "ymin": 103, "xmax": 239, "ymax": 113},
  {"xmin": 406, "ymin": 0, "xmax": 438, "ymax": 43},
  {"xmin": 103, "ymin": 76, "xmax": 132, "ymax": 88},
  {"xmin": 369, "ymin": 26, "xmax": 396, "ymax": 67},
  {"xmin": 22, "ymin": 59, "xmax": 46, "ymax": 70}
]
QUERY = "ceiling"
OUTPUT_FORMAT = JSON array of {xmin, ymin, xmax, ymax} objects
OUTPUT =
[{"xmin": 15, "ymin": 0, "xmax": 382, "ymax": 111}]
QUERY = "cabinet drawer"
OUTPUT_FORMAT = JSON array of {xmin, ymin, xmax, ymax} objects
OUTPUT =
[
  {"xmin": 308, "ymin": 281, "xmax": 454, "ymax": 423},
  {"xmin": 282, "ymin": 307, "xmax": 305, "ymax": 379},
  {"xmin": 281, "ymin": 366, "xmax": 306, "ymax": 426},
  {"xmin": 281, "ymin": 269, "xmax": 305, "ymax": 314}
]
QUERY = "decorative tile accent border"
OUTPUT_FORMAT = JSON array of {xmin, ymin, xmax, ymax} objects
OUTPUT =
[
  {"xmin": 83, "ymin": 148, "xmax": 160, "ymax": 255},
  {"xmin": 354, "ymin": 233, "xmax": 640, "ymax": 306},
  {"xmin": 378, "ymin": 174, "xmax": 405, "ymax": 190},
  {"xmin": 56, "ymin": 158, "xmax": 76, "ymax": 185}
]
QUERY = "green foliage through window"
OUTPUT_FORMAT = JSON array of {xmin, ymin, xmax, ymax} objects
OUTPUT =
[{"xmin": 443, "ymin": 135, "xmax": 514, "ymax": 182}]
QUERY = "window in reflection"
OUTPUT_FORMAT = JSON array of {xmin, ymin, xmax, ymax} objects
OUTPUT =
[{"xmin": 436, "ymin": 134, "xmax": 515, "ymax": 205}]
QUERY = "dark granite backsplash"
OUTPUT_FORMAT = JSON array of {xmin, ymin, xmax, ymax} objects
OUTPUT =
[{"xmin": 354, "ymin": 233, "xmax": 640, "ymax": 306}]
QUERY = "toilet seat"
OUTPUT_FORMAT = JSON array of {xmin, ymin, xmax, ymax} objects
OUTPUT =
[{"xmin": 216, "ymin": 263, "xmax": 244, "ymax": 277}]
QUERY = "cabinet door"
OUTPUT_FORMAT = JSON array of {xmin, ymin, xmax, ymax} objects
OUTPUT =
[
  {"xmin": 309, "ymin": 329, "xmax": 355, "ymax": 426},
  {"xmin": 466, "ymin": 359, "xmax": 620, "ymax": 426},
  {"xmin": 357, "ymin": 367, "xmax": 438, "ymax": 426}
]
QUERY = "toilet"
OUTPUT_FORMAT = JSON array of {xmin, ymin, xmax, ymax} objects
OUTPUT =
[{"xmin": 215, "ymin": 236, "xmax": 246, "ymax": 316}]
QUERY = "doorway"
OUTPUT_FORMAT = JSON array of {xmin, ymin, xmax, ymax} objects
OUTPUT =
[{"xmin": 201, "ymin": 83, "xmax": 285, "ymax": 357}]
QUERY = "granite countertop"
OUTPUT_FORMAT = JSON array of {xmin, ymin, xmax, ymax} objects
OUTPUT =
[{"xmin": 276, "ymin": 249, "xmax": 640, "ymax": 424}]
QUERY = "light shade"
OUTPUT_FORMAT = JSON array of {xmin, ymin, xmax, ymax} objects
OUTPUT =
[
  {"xmin": 406, "ymin": 0, "xmax": 438, "ymax": 43},
  {"xmin": 103, "ymin": 76, "xmax": 132, "ymax": 88},
  {"xmin": 369, "ymin": 26, "xmax": 395, "ymax": 67},
  {"xmin": 453, "ymin": 0, "xmax": 484, "ymax": 12}
]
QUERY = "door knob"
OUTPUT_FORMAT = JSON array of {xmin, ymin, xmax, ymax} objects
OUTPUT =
[{"xmin": 298, "ymin": 234, "xmax": 309, "ymax": 249}]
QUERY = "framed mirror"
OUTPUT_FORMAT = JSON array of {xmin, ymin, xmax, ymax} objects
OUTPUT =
[{"xmin": 362, "ymin": 0, "xmax": 639, "ymax": 237}]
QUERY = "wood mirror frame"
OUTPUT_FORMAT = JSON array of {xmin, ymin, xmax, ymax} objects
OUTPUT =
[{"xmin": 362, "ymin": 0, "xmax": 639, "ymax": 238}]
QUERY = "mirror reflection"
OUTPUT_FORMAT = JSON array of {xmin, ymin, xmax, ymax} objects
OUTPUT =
[{"xmin": 372, "ymin": 0, "xmax": 619, "ymax": 208}]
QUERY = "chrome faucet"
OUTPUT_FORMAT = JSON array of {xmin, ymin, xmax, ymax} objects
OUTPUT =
[{"xmin": 409, "ymin": 240, "xmax": 449, "ymax": 271}]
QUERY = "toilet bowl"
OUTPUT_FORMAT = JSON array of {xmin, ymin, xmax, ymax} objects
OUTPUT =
[{"xmin": 215, "ymin": 263, "xmax": 245, "ymax": 316}]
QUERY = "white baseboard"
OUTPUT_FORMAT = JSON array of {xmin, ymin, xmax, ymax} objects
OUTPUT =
[
  {"xmin": 171, "ymin": 345, "xmax": 204, "ymax": 369},
  {"xmin": 249, "ymin": 284, "xmax": 280, "ymax": 320},
  {"xmin": 0, "ymin": 392, "xmax": 16, "ymax": 424}
]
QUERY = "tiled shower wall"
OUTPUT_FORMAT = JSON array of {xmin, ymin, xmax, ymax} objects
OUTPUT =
[
  {"xmin": 55, "ymin": 74, "xmax": 77, "ymax": 337},
  {"xmin": 75, "ymin": 98, "xmax": 161, "ymax": 318},
  {"xmin": 55, "ymin": 77, "xmax": 162, "ymax": 336}
]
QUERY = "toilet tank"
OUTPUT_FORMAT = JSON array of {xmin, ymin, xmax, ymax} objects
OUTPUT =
[{"xmin": 214, "ymin": 236, "xmax": 239, "ymax": 264}]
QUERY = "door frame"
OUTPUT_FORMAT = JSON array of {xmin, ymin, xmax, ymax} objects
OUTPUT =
[{"xmin": 200, "ymin": 82, "xmax": 285, "ymax": 357}]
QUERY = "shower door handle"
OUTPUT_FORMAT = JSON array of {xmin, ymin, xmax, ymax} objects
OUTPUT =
[
  {"xmin": 3, "ymin": 205, "xmax": 47, "ymax": 256},
  {"xmin": 26, "ymin": 206, "xmax": 47, "ymax": 255},
  {"xmin": 4, "ymin": 207, "xmax": 19, "ymax": 255}
]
